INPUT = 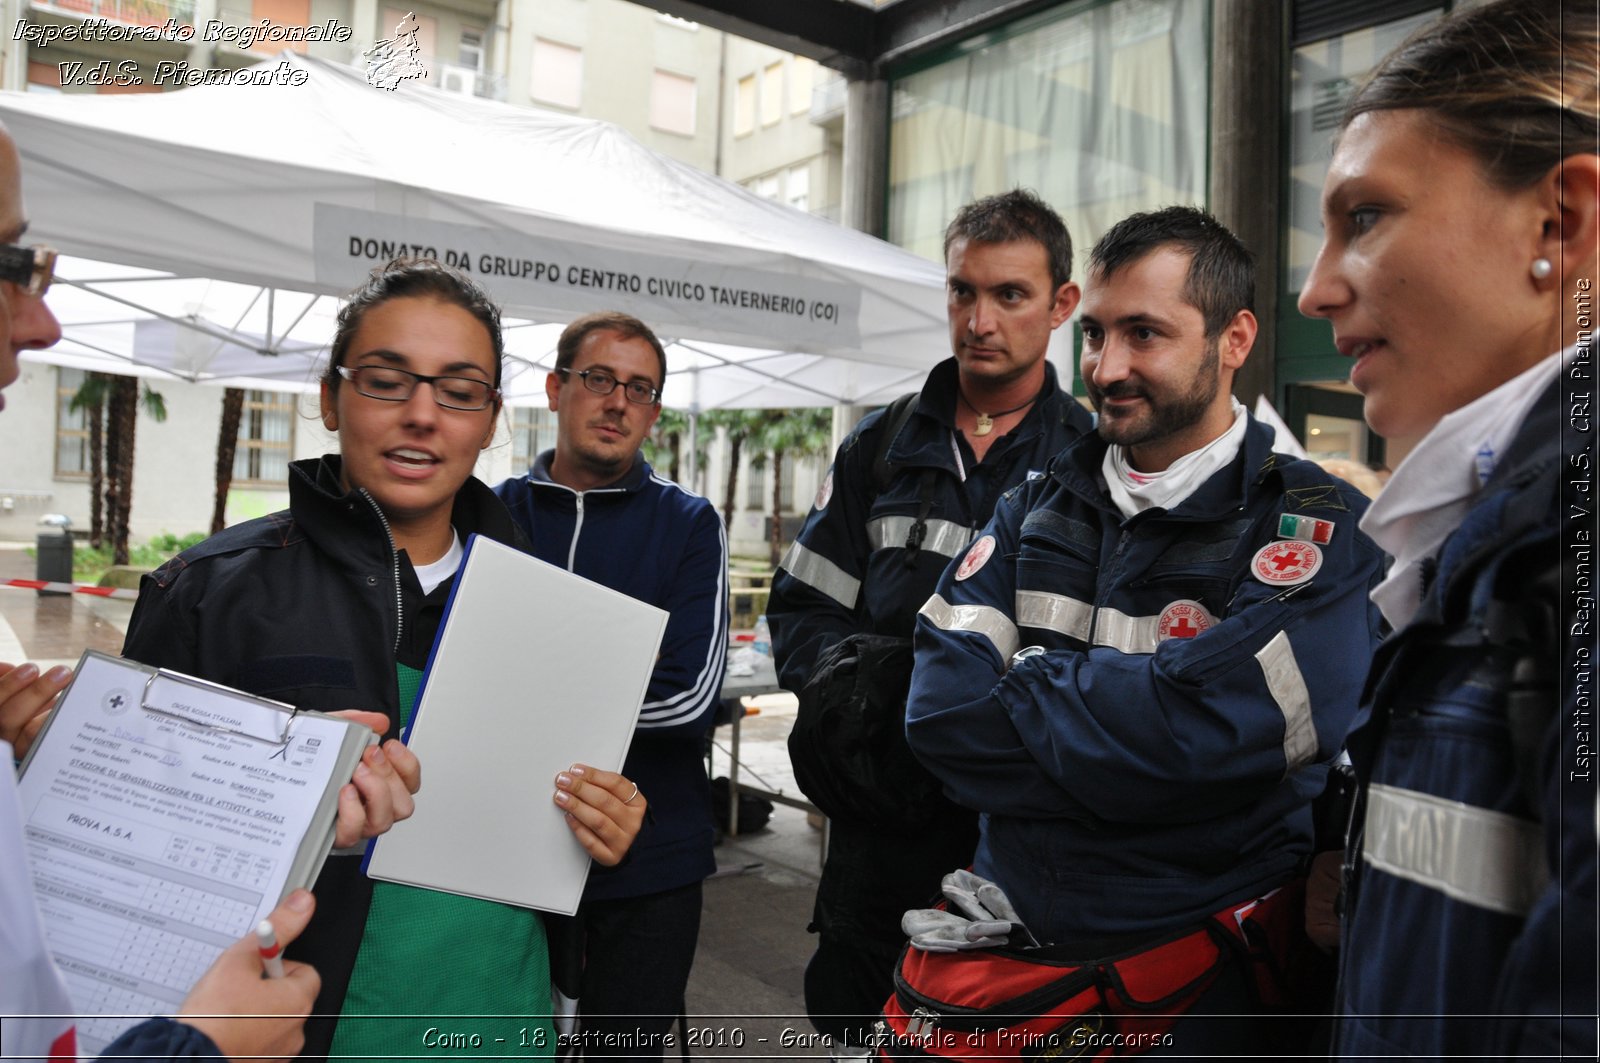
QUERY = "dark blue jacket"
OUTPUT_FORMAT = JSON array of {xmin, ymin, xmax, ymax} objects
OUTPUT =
[
  {"xmin": 907, "ymin": 417, "xmax": 1385, "ymax": 949},
  {"xmin": 768, "ymin": 358, "xmax": 1092, "ymax": 693},
  {"xmin": 494, "ymin": 452, "xmax": 728, "ymax": 900},
  {"xmin": 122, "ymin": 455, "xmax": 530, "ymax": 1059},
  {"xmin": 1335, "ymin": 378, "xmax": 1597, "ymax": 1058},
  {"xmin": 100, "ymin": 1018, "xmax": 221, "ymax": 1060}
]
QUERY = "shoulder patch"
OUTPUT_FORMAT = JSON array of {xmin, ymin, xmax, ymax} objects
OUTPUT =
[
  {"xmin": 1251, "ymin": 540, "xmax": 1323, "ymax": 586},
  {"xmin": 955, "ymin": 534, "xmax": 996, "ymax": 581},
  {"xmin": 1277, "ymin": 512, "xmax": 1336, "ymax": 544},
  {"xmin": 1158, "ymin": 599, "xmax": 1216, "ymax": 642}
]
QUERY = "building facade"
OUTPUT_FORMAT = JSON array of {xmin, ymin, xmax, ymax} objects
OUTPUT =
[
  {"xmin": 0, "ymin": 0, "xmax": 1472, "ymax": 554},
  {"xmin": 0, "ymin": 0, "xmax": 838, "ymax": 554}
]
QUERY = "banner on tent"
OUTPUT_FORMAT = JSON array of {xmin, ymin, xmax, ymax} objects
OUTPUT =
[{"xmin": 314, "ymin": 205, "xmax": 862, "ymax": 347}]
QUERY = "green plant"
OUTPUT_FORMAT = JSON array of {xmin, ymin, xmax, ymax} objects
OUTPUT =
[{"xmin": 69, "ymin": 531, "xmax": 203, "ymax": 585}]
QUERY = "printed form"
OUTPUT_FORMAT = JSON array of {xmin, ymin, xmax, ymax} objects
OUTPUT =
[{"xmin": 16, "ymin": 653, "xmax": 352, "ymax": 1057}]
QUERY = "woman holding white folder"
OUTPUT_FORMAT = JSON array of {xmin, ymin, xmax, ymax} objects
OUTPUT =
[{"xmin": 118, "ymin": 258, "xmax": 648, "ymax": 1060}]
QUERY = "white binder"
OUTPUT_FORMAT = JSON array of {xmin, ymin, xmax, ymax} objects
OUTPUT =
[{"xmin": 364, "ymin": 533, "xmax": 668, "ymax": 914}]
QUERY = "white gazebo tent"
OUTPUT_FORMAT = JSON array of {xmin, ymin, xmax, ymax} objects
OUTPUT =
[{"xmin": 0, "ymin": 53, "xmax": 949, "ymax": 414}]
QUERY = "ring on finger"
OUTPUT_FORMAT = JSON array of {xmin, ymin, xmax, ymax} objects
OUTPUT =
[{"xmin": 624, "ymin": 783, "xmax": 640, "ymax": 805}]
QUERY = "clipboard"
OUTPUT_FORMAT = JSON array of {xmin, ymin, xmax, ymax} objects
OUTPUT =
[
  {"xmin": 14, "ymin": 651, "xmax": 377, "ymax": 1057},
  {"xmin": 364, "ymin": 533, "xmax": 668, "ymax": 914}
]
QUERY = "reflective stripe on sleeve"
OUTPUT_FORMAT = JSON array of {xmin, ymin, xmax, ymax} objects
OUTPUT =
[
  {"xmin": 1364, "ymin": 783, "xmax": 1549, "ymax": 917},
  {"xmin": 920, "ymin": 593, "xmax": 1021, "ymax": 664},
  {"xmin": 778, "ymin": 540, "xmax": 860, "ymax": 610},
  {"xmin": 1015, "ymin": 590, "xmax": 1093, "ymax": 643},
  {"xmin": 867, "ymin": 516, "xmax": 974, "ymax": 559},
  {"xmin": 1255, "ymin": 631, "xmax": 1317, "ymax": 770},
  {"xmin": 1090, "ymin": 606, "xmax": 1162, "ymax": 655}
]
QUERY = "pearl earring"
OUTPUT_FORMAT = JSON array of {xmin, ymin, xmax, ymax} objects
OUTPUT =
[{"xmin": 1531, "ymin": 257, "xmax": 1554, "ymax": 280}]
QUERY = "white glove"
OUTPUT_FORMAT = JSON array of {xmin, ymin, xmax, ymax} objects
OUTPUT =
[{"xmin": 901, "ymin": 869, "xmax": 1039, "ymax": 952}]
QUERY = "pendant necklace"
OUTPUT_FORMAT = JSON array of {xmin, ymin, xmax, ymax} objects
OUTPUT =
[{"xmin": 958, "ymin": 390, "xmax": 1036, "ymax": 436}]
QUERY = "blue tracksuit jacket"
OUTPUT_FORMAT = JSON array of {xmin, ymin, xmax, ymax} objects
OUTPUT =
[{"xmin": 494, "ymin": 452, "xmax": 728, "ymax": 900}]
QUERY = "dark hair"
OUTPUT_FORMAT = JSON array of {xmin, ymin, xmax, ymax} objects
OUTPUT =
[
  {"xmin": 324, "ymin": 258, "xmax": 505, "ymax": 391},
  {"xmin": 555, "ymin": 311, "xmax": 668, "ymax": 388},
  {"xmin": 1087, "ymin": 206, "xmax": 1254, "ymax": 339},
  {"xmin": 1342, "ymin": 0, "xmax": 1599, "ymax": 191},
  {"xmin": 944, "ymin": 189, "xmax": 1075, "ymax": 290}
]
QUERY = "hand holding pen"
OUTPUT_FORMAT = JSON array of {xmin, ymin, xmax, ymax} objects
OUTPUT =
[
  {"xmin": 177, "ymin": 889, "xmax": 321, "ymax": 1063},
  {"xmin": 256, "ymin": 920, "xmax": 286, "ymax": 978}
]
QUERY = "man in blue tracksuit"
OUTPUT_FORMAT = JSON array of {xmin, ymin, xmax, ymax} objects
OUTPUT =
[
  {"xmin": 907, "ymin": 208, "xmax": 1385, "ymax": 1053},
  {"xmin": 768, "ymin": 190, "xmax": 1094, "ymax": 1049},
  {"xmin": 495, "ymin": 312, "xmax": 727, "ymax": 1060}
]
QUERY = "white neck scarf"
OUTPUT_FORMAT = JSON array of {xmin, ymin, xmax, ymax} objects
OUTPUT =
[
  {"xmin": 1362, "ymin": 347, "xmax": 1569, "ymax": 630},
  {"xmin": 1104, "ymin": 399, "xmax": 1248, "ymax": 519}
]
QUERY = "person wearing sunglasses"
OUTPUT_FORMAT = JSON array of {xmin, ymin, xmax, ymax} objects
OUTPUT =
[
  {"xmin": 493, "ymin": 312, "xmax": 728, "ymax": 1060},
  {"xmin": 118, "ymin": 262, "xmax": 649, "ymax": 1059}
]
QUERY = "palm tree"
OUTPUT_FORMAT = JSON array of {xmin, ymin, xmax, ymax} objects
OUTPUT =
[
  {"xmin": 68, "ymin": 372, "xmax": 112, "ymax": 547},
  {"xmin": 701, "ymin": 409, "xmax": 764, "ymax": 530},
  {"xmin": 645, "ymin": 408, "xmax": 711, "ymax": 487},
  {"xmin": 211, "ymin": 388, "xmax": 245, "ymax": 533},
  {"xmin": 101, "ymin": 376, "xmax": 167, "ymax": 566},
  {"xmin": 747, "ymin": 409, "xmax": 833, "ymax": 567}
]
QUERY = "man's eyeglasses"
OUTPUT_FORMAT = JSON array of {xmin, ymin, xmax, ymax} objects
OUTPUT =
[
  {"xmin": 337, "ymin": 365, "xmax": 500, "ymax": 411},
  {"xmin": 558, "ymin": 367, "xmax": 661, "ymax": 405},
  {"xmin": 0, "ymin": 244, "xmax": 57, "ymax": 298}
]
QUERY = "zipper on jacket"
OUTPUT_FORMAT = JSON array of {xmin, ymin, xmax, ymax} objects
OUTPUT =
[
  {"xmin": 359, "ymin": 488, "xmax": 405, "ymax": 656},
  {"xmin": 569, "ymin": 493, "xmax": 583, "ymax": 571}
]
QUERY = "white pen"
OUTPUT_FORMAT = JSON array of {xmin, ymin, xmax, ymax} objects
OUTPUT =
[{"xmin": 255, "ymin": 919, "xmax": 285, "ymax": 978}]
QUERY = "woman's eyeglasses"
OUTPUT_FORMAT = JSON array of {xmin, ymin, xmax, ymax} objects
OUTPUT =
[
  {"xmin": 337, "ymin": 365, "xmax": 499, "ymax": 411},
  {"xmin": 0, "ymin": 244, "xmax": 57, "ymax": 298}
]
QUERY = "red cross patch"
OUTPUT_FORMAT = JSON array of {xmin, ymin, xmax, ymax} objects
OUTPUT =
[
  {"xmin": 1250, "ymin": 541, "xmax": 1323, "ymax": 586},
  {"xmin": 1157, "ymin": 600, "xmax": 1216, "ymax": 642},
  {"xmin": 814, "ymin": 470, "xmax": 834, "ymax": 511},
  {"xmin": 955, "ymin": 534, "xmax": 995, "ymax": 581}
]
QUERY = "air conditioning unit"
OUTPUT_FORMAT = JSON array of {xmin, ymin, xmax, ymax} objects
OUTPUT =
[{"xmin": 439, "ymin": 64, "xmax": 478, "ymax": 96}]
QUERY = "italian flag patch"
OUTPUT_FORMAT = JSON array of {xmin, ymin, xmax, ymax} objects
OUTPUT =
[{"xmin": 1277, "ymin": 513, "xmax": 1335, "ymax": 544}]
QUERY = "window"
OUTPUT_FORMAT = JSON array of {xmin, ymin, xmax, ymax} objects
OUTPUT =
[
  {"xmin": 888, "ymin": 0, "xmax": 1209, "ymax": 262},
  {"xmin": 755, "ymin": 174, "xmax": 780, "ymax": 201},
  {"xmin": 761, "ymin": 62, "xmax": 783, "ymax": 126},
  {"xmin": 779, "ymin": 452, "xmax": 796, "ymax": 513},
  {"xmin": 650, "ymin": 70, "xmax": 696, "ymax": 135},
  {"xmin": 745, "ymin": 457, "xmax": 766, "ymax": 510},
  {"xmin": 1277, "ymin": 8, "xmax": 1441, "ymax": 382},
  {"xmin": 791, "ymin": 56, "xmax": 815, "ymax": 115},
  {"xmin": 232, "ymin": 391, "xmax": 295, "ymax": 486},
  {"xmin": 786, "ymin": 164, "xmax": 810, "ymax": 212},
  {"xmin": 734, "ymin": 75, "xmax": 756, "ymax": 136},
  {"xmin": 531, "ymin": 39, "xmax": 582, "ymax": 108},
  {"xmin": 55, "ymin": 368, "xmax": 89, "ymax": 479},
  {"xmin": 459, "ymin": 28, "xmax": 485, "ymax": 72},
  {"xmin": 511, "ymin": 407, "xmax": 559, "ymax": 471}
]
